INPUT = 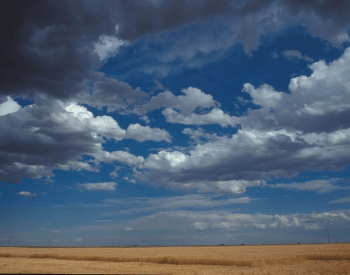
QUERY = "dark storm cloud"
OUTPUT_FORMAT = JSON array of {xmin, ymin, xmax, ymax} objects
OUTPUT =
[
  {"xmin": 1, "ymin": 0, "xmax": 350, "ymax": 100},
  {"xmin": 115, "ymin": 0, "xmax": 273, "ymax": 40},
  {"xmin": 1, "ymin": 0, "xmax": 119, "ymax": 100},
  {"xmin": 284, "ymin": 0, "xmax": 350, "ymax": 24}
]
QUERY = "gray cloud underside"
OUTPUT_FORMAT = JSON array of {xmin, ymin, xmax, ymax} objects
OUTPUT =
[{"xmin": 0, "ymin": 99, "xmax": 169, "ymax": 182}]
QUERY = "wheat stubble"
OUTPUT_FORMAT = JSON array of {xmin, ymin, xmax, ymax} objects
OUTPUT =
[{"xmin": 1, "ymin": 244, "xmax": 350, "ymax": 274}]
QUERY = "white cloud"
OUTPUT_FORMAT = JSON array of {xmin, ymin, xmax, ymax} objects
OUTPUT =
[
  {"xmin": 125, "ymin": 227, "xmax": 133, "ymax": 231},
  {"xmin": 66, "ymin": 103, "xmax": 171, "ymax": 142},
  {"xmin": 135, "ymin": 87, "xmax": 219, "ymax": 115},
  {"xmin": 162, "ymin": 108, "xmax": 239, "ymax": 127},
  {"xmin": 242, "ymin": 47, "xmax": 350, "ymax": 133},
  {"xmin": 16, "ymin": 191, "xmax": 37, "ymax": 197},
  {"xmin": 76, "ymin": 182, "xmax": 117, "ymax": 191},
  {"xmin": 73, "ymin": 238, "xmax": 82, "ymax": 242},
  {"xmin": 0, "ymin": 96, "xmax": 21, "ymax": 116},
  {"xmin": 94, "ymin": 25, "xmax": 128, "ymax": 61},
  {"xmin": 126, "ymin": 124, "xmax": 171, "ymax": 142},
  {"xmin": 243, "ymin": 83, "xmax": 282, "ymax": 109},
  {"xmin": 64, "ymin": 102, "xmax": 127, "ymax": 140}
]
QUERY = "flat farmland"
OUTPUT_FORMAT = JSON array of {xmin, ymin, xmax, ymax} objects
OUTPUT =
[{"xmin": 1, "ymin": 244, "xmax": 350, "ymax": 274}]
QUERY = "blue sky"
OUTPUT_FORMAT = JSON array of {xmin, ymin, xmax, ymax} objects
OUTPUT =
[{"xmin": 1, "ymin": 0, "xmax": 350, "ymax": 246}]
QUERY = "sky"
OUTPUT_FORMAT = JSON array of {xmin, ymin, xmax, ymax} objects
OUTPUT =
[{"xmin": 1, "ymin": 0, "xmax": 350, "ymax": 247}]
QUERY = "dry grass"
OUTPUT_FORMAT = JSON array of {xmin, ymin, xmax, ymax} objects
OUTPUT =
[{"xmin": 1, "ymin": 244, "xmax": 350, "ymax": 274}]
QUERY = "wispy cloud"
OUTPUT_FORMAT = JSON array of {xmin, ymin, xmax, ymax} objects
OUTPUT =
[
  {"xmin": 328, "ymin": 197, "xmax": 350, "ymax": 204},
  {"xmin": 103, "ymin": 194, "xmax": 255, "ymax": 215},
  {"xmin": 281, "ymin": 50, "xmax": 314, "ymax": 62},
  {"xmin": 270, "ymin": 179, "xmax": 350, "ymax": 193},
  {"xmin": 129, "ymin": 209, "xmax": 350, "ymax": 232}
]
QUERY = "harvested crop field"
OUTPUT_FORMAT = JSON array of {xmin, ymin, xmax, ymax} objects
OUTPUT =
[{"xmin": 1, "ymin": 244, "xmax": 350, "ymax": 274}]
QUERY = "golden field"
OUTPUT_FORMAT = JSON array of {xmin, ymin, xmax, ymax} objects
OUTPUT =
[{"xmin": 1, "ymin": 243, "xmax": 350, "ymax": 274}]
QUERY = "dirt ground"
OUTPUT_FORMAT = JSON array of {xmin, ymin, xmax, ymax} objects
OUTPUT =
[{"xmin": 1, "ymin": 243, "xmax": 350, "ymax": 274}]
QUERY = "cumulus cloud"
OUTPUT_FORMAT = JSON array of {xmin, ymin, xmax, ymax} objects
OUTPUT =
[
  {"xmin": 76, "ymin": 182, "xmax": 117, "ymax": 191},
  {"xmin": 0, "ymin": 99, "xmax": 167, "ymax": 182},
  {"xmin": 162, "ymin": 108, "xmax": 239, "ymax": 128},
  {"xmin": 182, "ymin": 127, "xmax": 221, "ymax": 144},
  {"xmin": 242, "ymin": 47, "xmax": 350, "ymax": 133},
  {"xmin": 126, "ymin": 124, "xmax": 171, "ymax": 142},
  {"xmin": 135, "ymin": 87, "xmax": 218, "ymax": 115},
  {"xmin": 16, "ymin": 191, "xmax": 37, "ymax": 197},
  {"xmin": 134, "ymin": 87, "xmax": 238, "ymax": 127},
  {"xmin": 133, "ymin": 48, "xmax": 350, "ymax": 193}
]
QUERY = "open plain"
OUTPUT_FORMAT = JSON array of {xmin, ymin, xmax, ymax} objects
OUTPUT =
[{"xmin": 1, "ymin": 244, "xmax": 350, "ymax": 274}]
